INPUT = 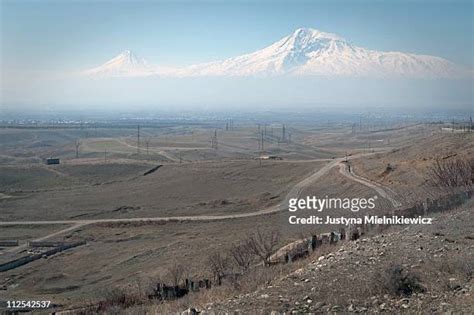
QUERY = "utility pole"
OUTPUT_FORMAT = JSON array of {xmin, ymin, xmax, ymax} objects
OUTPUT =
[
  {"xmin": 137, "ymin": 125, "xmax": 141, "ymax": 154},
  {"xmin": 215, "ymin": 129, "xmax": 217, "ymax": 149},
  {"xmin": 211, "ymin": 129, "xmax": 218, "ymax": 150},
  {"xmin": 259, "ymin": 130, "xmax": 265, "ymax": 167},
  {"xmin": 75, "ymin": 140, "xmax": 81, "ymax": 158},
  {"xmin": 470, "ymin": 116, "xmax": 472, "ymax": 133},
  {"xmin": 282, "ymin": 124, "xmax": 286, "ymax": 142},
  {"xmin": 145, "ymin": 137, "xmax": 150, "ymax": 155}
]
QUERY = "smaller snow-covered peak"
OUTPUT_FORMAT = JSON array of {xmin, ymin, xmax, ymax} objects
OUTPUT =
[
  {"xmin": 121, "ymin": 50, "xmax": 137, "ymax": 60},
  {"xmin": 104, "ymin": 50, "xmax": 146, "ymax": 67},
  {"xmin": 83, "ymin": 50, "xmax": 155, "ymax": 78},
  {"xmin": 119, "ymin": 49, "xmax": 135, "ymax": 61}
]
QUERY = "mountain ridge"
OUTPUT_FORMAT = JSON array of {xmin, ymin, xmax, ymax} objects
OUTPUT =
[{"xmin": 82, "ymin": 28, "xmax": 470, "ymax": 79}]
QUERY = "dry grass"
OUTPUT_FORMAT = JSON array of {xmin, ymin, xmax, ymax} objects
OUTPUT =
[
  {"xmin": 150, "ymin": 254, "xmax": 322, "ymax": 314},
  {"xmin": 74, "ymin": 242, "xmax": 340, "ymax": 314}
]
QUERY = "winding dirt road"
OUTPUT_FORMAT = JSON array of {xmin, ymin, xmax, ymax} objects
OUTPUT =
[
  {"xmin": 0, "ymin": 150, "xmax": 401, "ymax": 249},
  {"xmin": 338, "ymin": 162, "xmax": 402, "ymax": 208}
]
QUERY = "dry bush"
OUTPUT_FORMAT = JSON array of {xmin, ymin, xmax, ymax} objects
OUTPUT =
[
  {"xmin": 246, "ymin": 229, "xmax": 280, "ymax": 266},
  {"xmin": 373, "ymin": 265, "xmax": 424, "ymax": 297},
  {"xmin": 428, "ymin": 157, "xmax": 473, "ymax": 191},
  {"xmin": 207, "ymin": 251, "xmax": 232, "ymax": 285},
  {"xmin": 236, "ymin": 264, "xmax": 289, "ymax": 292},
  {"xmin": 79, "ymin": 288, "xmax": 144, "ymax": 314},
  {"xmin": 149, "ymin": 283, "xmax": 236, "ymax": 314},
  {"xmin": 152, "ymin": 257, "xmax": 310, "ymax": 314},
  {"xmin": 228, "ymin": 241, "xmax": 255, "ymax": 273},
  {"xmin": 387, "ymin": 265, "xmax": 424, "ymax": 296},
  {"xmin": 435, "ymin": 255, "xmax": 473, "ymax": 283},
  {"xmin": 165, "ymin": 261, "xmax": 186, "ymax": 286},
  {"xmin": 77, "ymin": 239, "xmax": 339, "ymax": 314}
]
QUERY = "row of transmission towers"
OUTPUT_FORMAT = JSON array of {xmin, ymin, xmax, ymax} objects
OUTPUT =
[
  {"xmin": 211, "ymin": 119, "xmax": 237, "ymax": 150},
  {"xmin": 225, "ymin": 119, "xmax": 235, "ymax": 131},
  {"xmin": 257, "ymin": 123, "xmax": 291, "ymax": 150}
]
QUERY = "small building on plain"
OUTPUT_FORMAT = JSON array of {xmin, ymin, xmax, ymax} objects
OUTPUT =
[
  {"xmin": 46, "ymin": 158, "xmax": 60, "ymax": 165},
  {"xmin": 257, "ymin": 155, "xmax": 283, "ymax": 160}
]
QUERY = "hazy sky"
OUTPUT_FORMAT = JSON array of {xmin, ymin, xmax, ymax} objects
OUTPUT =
[
  {"xmin": 1, "ymin": 0, "xmax": 473, "ymax": 112},
  {"xmin": 2, "ymin": 0, "xmax": 473, "ymax": 71}
]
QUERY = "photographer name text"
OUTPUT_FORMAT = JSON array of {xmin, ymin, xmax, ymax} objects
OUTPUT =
[{"xmin": 288, "ymin": 196, "xmax": 432, "ymax": 225}]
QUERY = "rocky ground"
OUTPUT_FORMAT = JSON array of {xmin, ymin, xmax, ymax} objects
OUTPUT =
[{"xmin": 193, "ymin": 201, "xmax": 473, "ymax": 314}]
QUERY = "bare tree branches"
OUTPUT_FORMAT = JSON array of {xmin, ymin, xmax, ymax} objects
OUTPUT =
[
  {"xmin": 428, "ymin": 157, "xmax": 473, "ymax": 192},
  {"xmin": 166, "ymin": 262, "xmax": 186, "ymax": 286},
  {"xmin": 208, "ymin": 252, "xmax": 231, "ymax": 285},
  {"xmin": 246, "ymin": 229, "xmax": 280, "ymax": 266},
  {"xmin": 206, "ymin": 229, "xmax": 280, "ymax": 287},
  {"xmin": 229, "ymin": 242, "xmax": 254, "ymax": 272}
]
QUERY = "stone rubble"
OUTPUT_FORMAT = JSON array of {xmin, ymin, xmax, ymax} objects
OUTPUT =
[{"xmin": 185, "ymin": 205, "xmax": 474, "ymax": 314}]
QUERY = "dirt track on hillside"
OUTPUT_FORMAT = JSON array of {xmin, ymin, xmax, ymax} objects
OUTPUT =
[{"xmin": 0, "ymin": 150, "xmax": 403, "ymax": 254}]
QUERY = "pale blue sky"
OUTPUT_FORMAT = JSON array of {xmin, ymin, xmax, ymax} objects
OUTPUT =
[
  {"xmin": 1, "ymin": 0, "xmax": 473, "ymax": 72},
  {"xmin": 0, "ymin": 0, "xmax": 472, "ymax": 111}
]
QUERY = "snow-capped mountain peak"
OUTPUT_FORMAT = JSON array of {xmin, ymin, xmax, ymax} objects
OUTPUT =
[
  {"xmin": 287, "ymin": 27, "xmax": 345, "ymax": 44},
  {"xmin": 83, "ymin": 50, "xmax": 156, "ymax": 78},
  {"xmin": 82, "ymin": 28, "xmax": 470, "ymax": 79},
  {"xmin": 261, "ymin": 27, "xmax": 351, "ymax": 72},
  {"xmin": 105, "ymin": 50, "xmax": 147, "ymax": 66}
]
